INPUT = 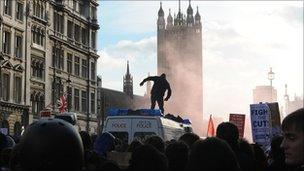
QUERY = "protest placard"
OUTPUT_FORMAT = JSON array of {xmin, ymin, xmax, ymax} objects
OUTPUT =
[{"xmin": 229, "ymin": 114, "xmax": 246, "ymax": 138}]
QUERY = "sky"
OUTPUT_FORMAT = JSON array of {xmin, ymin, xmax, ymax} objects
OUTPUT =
[{"xmin": 96, "ymin": 1, "xmax": 303, "ymax": 134}]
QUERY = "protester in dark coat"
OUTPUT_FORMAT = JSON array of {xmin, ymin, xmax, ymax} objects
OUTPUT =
[
  {"xmin": 93, "ymin": 132, "xmax": 116, "ymax": 158},
  {"xmin": 128, "ymin": 145, "xmax": 168, "ymax": 171},
  {"xmin": 216, "ymin": 122, "xmax": 255, "ymax": 171},
  {"xmin": 187, "ymin": 137, "xmax": 241, "ymax": 171},
  {"xmin": 178, "ymin": 133, "xmax": 200, "ymax": 149},
  {"xmin": 268, "ymin": 136, "xmax": 288, "ymax": 171},
  {"xmin": 165, "ymin": 141, "xmax": 189, "ymax": 171},
  {"xmin": 140, "ymin": 73, "xmax": 171, "ymax": 114},
  {"xmin": 144, "ymin": 135, "xmax": 165, "ymax": 153}
]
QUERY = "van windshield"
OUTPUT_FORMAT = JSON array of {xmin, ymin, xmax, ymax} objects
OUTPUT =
[
  {"xmin": 109, "ymin": 132, "xmax": 128, "ymax": 144},
  {"xmin": 133, "ymin": 132, "xmax": 156, "ymax": 142}
]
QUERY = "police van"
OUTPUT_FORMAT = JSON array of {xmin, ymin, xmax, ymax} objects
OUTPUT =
[{"xmin": 103, "ymin": 109, "xmax": 192, "ymax": 144}]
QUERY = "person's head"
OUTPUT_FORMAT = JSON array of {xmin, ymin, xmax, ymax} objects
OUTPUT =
[
  {"xmin": 127, "ymin": 140, "xmax": 143, "ymax": 153},
  {"xmin": 144, "ymin": 135, "xmax": 165, "ymax": 153},
  {"xmin": 93, "ymin": 132, "xmax": 115, "ymax": 157},
  {"xmin": 280, "ymin": 108, "xmax": 304, "ymax": 166},
  {"xmin": 165, "ymin": 141, "xmax": 189, "ymax": 171},
  {"xmin": 216, "ymin": 122, "xmax": 239, "ymax": 150},
  {"xmin": 187, "ymin": 137, "xmax": 241, "ymax": 171},
  {"xmin": 129, "ymin": 144, "xmax": 168, "ymax": 171},
  {"xmin": 18, "ymin": 118, "xmax": 84, "ymax": 171},
  {"xmin": 160, "ymin": 73, "xmax": 166, "ymax": 79},
  {"xmin": 178, "ymin": 133, "xmax": 200, "ymax": 149}
]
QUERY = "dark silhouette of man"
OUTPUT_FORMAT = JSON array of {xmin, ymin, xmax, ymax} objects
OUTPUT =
[{"xmin": 140, "ymin": 73, "xmax": 171, "ymax": 114}]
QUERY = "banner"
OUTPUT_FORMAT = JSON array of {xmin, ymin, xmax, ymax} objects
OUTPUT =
[
  {"xmin": 250, "ymin": 103, "xmax": 272, "ymax": 151},
  {"xmin": 207, "ymin": 115, "xmax": 215, "ymax": 137},
  {"xmin": 229, "ymin": 114, "xmax": 246, "ymax": 138}
]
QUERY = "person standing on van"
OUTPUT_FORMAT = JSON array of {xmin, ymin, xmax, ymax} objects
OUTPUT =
[{"xmin": 140, "ymin": 73, "xmax": 171, "ymax": 114}]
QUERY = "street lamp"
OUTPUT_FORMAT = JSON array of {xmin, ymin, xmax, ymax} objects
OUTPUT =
[
  {"xmin": 0, "ymin": 52, "xmax": 4, "ymax": 100},
  {"xmin": 67, "ymin": 74, "xmax": 72, "ymax": 112},
  {"xmin": 268, "ymin": 67, "xmax": 275, "ymax": 102},
  {"xmin": 268, "ymin": 67, "xmax": 275, "ymax": 87}
]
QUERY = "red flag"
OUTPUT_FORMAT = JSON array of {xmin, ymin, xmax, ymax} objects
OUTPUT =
[
  {"xmin": 207, "ymin": 115, "xmax": 215, "ymax": 137},
  {"xmin": 58, "ymin": 94, "xmax": 67, "ymax": 113}
]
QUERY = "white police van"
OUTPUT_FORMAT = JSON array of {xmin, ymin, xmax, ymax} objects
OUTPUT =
[{"xmin": 103, "ymin": 109, "xmax": 192, "ymax": 144}]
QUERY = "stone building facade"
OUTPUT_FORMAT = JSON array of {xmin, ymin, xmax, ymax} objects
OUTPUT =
[{"xmin": 0, "ymin": 0, "xmax": 100, "ymax": 136}]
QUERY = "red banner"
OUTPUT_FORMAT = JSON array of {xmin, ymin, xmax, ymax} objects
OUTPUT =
[{"xmin": 229, "ymin": 114, "xmax": 246, "ymax": 138}]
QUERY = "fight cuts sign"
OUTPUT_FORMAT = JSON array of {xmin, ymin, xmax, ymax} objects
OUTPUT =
[{"xmin": 250, "ymin": 103, "xmax": 272, "ymax": 151}]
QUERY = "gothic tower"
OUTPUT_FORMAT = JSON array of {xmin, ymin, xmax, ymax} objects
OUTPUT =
[
  {"xmin": 157, "ymin": 0, "xmax": 203, "ymax": 135},
  {"xmin": 123, "ymin": 61, "xmax": 133, "ymax": 97}
]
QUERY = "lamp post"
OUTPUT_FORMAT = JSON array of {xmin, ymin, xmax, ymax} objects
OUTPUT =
[
  {"xmin": 67, "ymin": 74, "xmax": 71, "ymax": 112},
  {"xmin": 0, "ymin": 52, "xmax": 4, "ymax": 100},
  {"xmin": 268, "ymin": 67, "xmax": 275, "ymax": 102},
  {"xmin": 268, "ymin": 67, "xmax": 275, "ymax": 87}
]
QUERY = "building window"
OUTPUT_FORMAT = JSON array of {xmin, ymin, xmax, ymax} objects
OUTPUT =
[
  {"xmin": 16, "ymin": 2, "xmax": 24, "ymax": 21},
  {"xmin": 91, "ymin": 62, "xmax": 95, "ymax": 80},
  {"xmin": 32, "ymin": 26, "xmax": 45, "ymax": 46},
  {"xmin": 31, "ymin": 92, "xmax": 44, "ymax": 115},
  {"xmin": 81, "ymin": 28, "xmax": 88, "ymax": 45},
  {"xmin": 91, "ymin": 31, "xmax": 96, "ymax": 49},
  {"xmin": 4, "ymin": 0, "xmax": 12, "ymax": 16},
  {"xmin": 15, "ymin": 34, "xmax": 23, "ymax": 59},
  {"xmin": 2, "ymin": 73, "xmax": 10, "ymax": 101},
  {"xmin": 81, "ymin": 90, "xmax": 87, "ymax": 112},
  {"xmin": 91, "ymin": 6, "xmax": 97, "ymax": 20},
  {"xmin": 3, "ymin": 31, "xmax": 11, "ymax": 55},
  {"xmin": 79, "ymin": 1, "xmax": 85, "ymax": 16},
  {"xmin": 14, "ymin": 76, "xmax": 22, "ymax": 103},
  {"xmin": 33, "ymin": 1, "xmax": 46, "ymax": 20},
  {"xmin": 74, "ymin": 89, "xmax": 79, "ymax": 111},
  {"xmin": 73, "ymin": 0, "xmax": 77, "ymax": 11},
  {"xmin": 31, "ymin": 57, "xmax": 44, "ymax": 79},
  {"xmin": 81, "ymin": 59, "xmax": 88, "ymax": 78},
  {"xmin": 74, "ymin": 56, "xmax": 80, "ymax": 76},
  {"xmin": 67, "ymin": 20, "xmax": 73, "ymax": 39},
  {"xmin": 54, "ymin": 12, "xmax": 64, "ymax": 34},
  {"xmin": 74, "ymin": 25, "xmax": 81, "ymax": 42},
  {"xmin": 67, "ymin": 53, "xmax": 73, "ymax": 74},
  {"xmin": 53, "ymin": 46, "xmax": 64, "ymax": 70},
  {"xmin": 91, "ymin": 92, "xmax": 95, "ymax": 114}
]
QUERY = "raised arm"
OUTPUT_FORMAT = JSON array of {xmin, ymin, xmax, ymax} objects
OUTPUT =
[{"xmin": 140, "ymin": 76, "xmax": 157, "ymax": 86}]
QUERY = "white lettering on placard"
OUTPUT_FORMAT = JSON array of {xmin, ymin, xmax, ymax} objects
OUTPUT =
[{"xmin": 250, "ymin": 104, "xmax": 272, "ymax": 151}]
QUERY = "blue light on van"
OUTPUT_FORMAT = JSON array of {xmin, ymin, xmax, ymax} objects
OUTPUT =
[
  {"xmin": 183, "ymin": 119, "xmax": 191, "ymax": 124},
  {"xmin": 106, "ymin": 108, "xmax": 163, "ymax": 117}
]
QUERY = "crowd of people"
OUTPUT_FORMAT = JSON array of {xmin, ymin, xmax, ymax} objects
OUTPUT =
[{"xmin": 0, "ymin": 108, "xmax": 303, "ymax": 171}]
